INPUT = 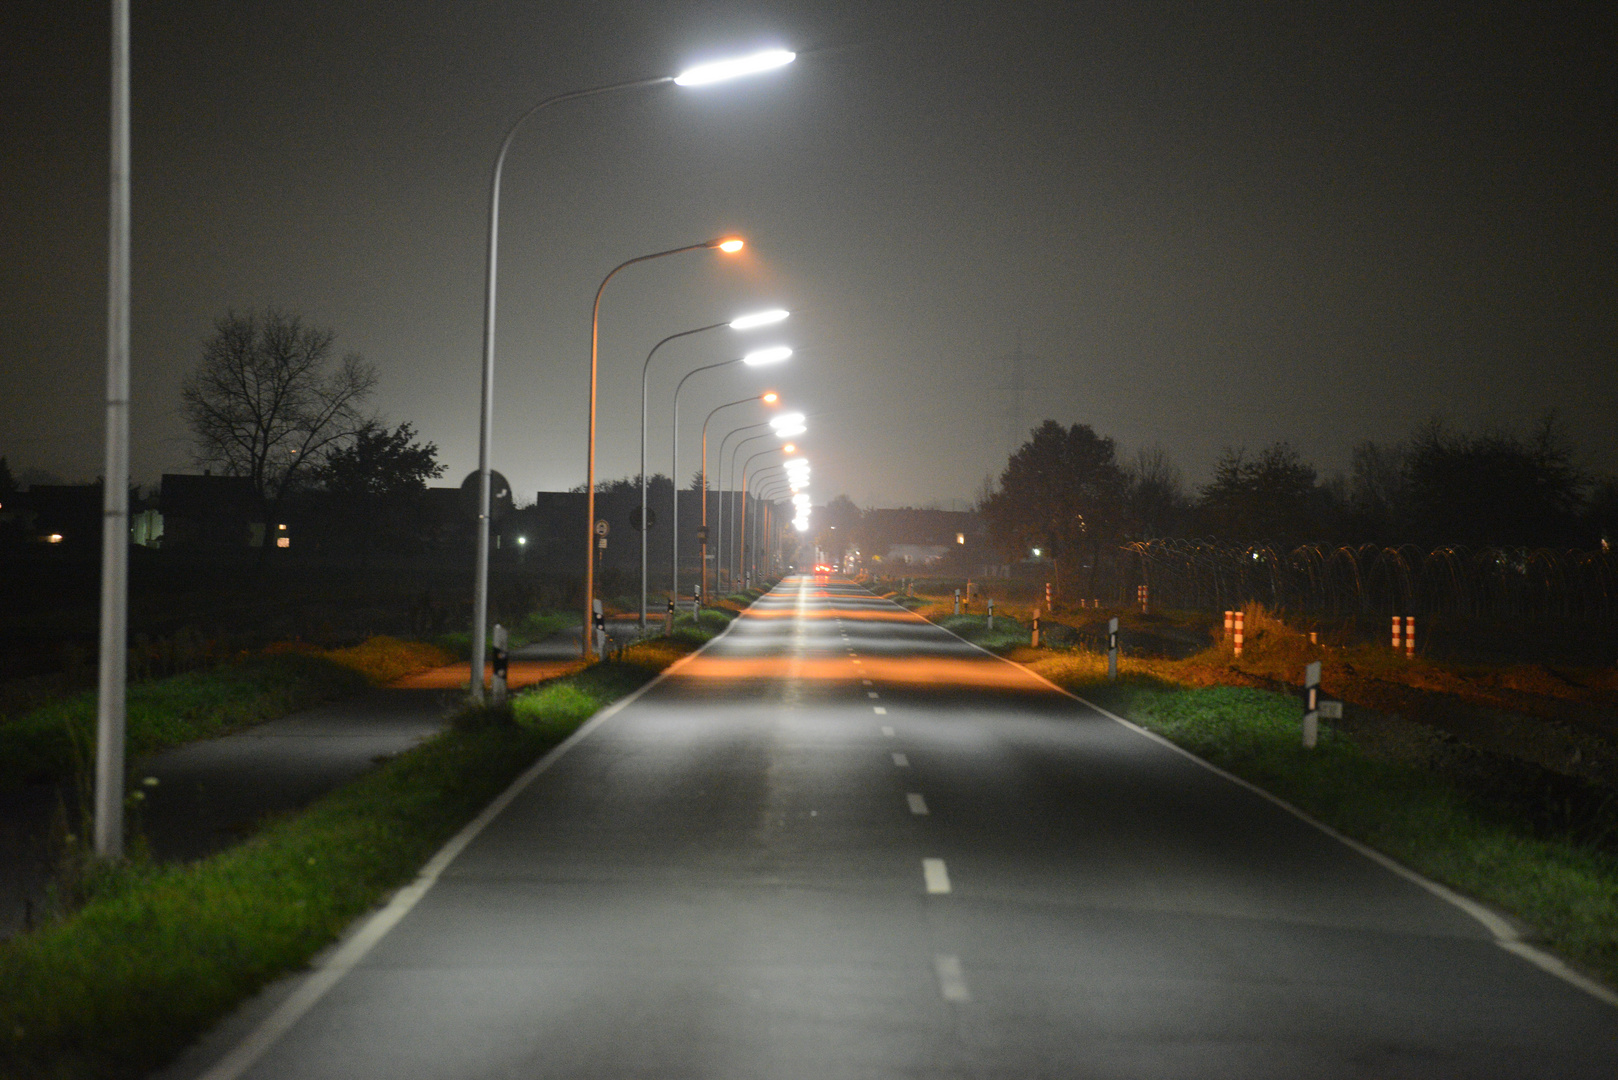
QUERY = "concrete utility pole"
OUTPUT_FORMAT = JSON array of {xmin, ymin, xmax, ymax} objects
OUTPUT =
[{"xmin": 94, "ymin": 0, "xmax": 131, "ymax": 860}]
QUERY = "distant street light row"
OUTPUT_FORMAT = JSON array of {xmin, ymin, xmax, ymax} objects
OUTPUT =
[{"xmin": 468, "ymin": 47, "xmax": 800, "ymax": 688}]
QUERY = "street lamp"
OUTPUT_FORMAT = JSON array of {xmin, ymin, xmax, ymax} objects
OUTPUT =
[
  {"xmin": 701, "ymin": 391, "xmax": 777, "ymax": 601},
  {"xmin": 722, "ymin": 428, "xmax": 790, "ymax": 588},
  {"xmin": 716, "ymin": 419, "xmax": 778, "ymax": 591},
  {"xmin": 670, "ymin": 347, "xmax": 790, "ymax": 605},
  {"xmin": 584, "ymin": 240, "xmax": 755, "ymax": 658},
  {"xmin": 469, "ymin": 48, "xmax": 797, "ymax": 697},
  {"xmin": 739, "ymin": 444, "xmax": 800, "ymax": 586},
  {"xmin": 636, "ymin": 309, "xmax": 788, "ymax": 628}
]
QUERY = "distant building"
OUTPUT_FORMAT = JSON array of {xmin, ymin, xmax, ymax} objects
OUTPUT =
[
  {"xmin": 159, "ymin": 473, "xmax": 260, "ymax": 549},
  {"xmin": 860, "ymin": 507, "xmax": 983, "ymax": 569},
  {"xmin": 22, "ymin": 483, "xmax": 102, "ymax": 550}
]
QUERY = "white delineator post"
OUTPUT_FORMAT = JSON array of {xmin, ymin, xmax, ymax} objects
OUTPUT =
[
  {"xmin": 987, "ymin": 598, "xmax": 995, "ymax": 629},
  {"xmin": 1107, "ymin": 616, "xmax": 1119, "ymax": 681},
  {"xmin": 491, "ymin": 624, "xmax": 508, "ymax": 705},
  {"xmin": 1031, "ymin": 607, "xmax": 1041, "ymax": 648},
  {"xmin": 1303, "ymin": 660, "xmax": 1321, "ymax": 748},
  {"xmin": 953, "ymin": 589, "xmax": 961, "ymax": 615}
]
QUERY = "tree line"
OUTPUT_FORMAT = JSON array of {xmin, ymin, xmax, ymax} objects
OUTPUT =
[
  {"xmin": 979, "ymin": 417, "xmax": 1618, "ymax": 566},
  {"xmin": 180, "ymin": 309, "xmax": 445, "ymax": 553}
]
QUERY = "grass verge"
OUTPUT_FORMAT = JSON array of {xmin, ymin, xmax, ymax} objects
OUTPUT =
[
  {"xmin": 0, "ymin": 623, "xmax": 727, "ymax": 1080},
  {"xmin": 0, "ymin": 637, "xmax": 457, "ymax": 794},
  {"xmin": 1026, "ymin": 653, "xmax": 1618, "ymax": 993},
  {"xmin": 0, "ymin": 654, "xmax": 368, "ymax": 793}
]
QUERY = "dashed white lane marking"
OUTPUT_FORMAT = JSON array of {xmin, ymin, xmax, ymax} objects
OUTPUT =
[
  {"xmin": 892, "ymin": 752, "xmax": 910, "ymax": 767},
  {"xmin": 852, "ymin": 659, "xmax": 862, "ymax": 665},
  {"xmin": 862, "ymin": 679, "xmax": 873, "ymax": 686},
  {"xmin": 881, "ymin": 726, "xmax": 895, "ymax": 737},
  {"xmin": 933, "ymin": 954, "xmax": 971, "ymax": 1003},
  {"xmin": 907, "ymin": 792, "xmax": 929, "ymax": 815},
  {"xmin": 867, "ymin": 691, "xmax": 880, "ymax": 699},
  {"xmin": 873, "ymin": 706, "xmax": 887, "ymax": 715},
  {"xmin": 923, "ymin": 858, "xmax": 951, "ymax": 894}
]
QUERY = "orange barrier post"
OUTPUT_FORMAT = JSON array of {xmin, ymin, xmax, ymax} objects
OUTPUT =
[{"xmin": 1233, "ymin": 610, "xmax": 1245, "ymax": 657}]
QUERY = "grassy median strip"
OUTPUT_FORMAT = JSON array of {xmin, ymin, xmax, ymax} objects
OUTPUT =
[
  {"xmin": 1026, "ymin": 654, "xmax": 1618, "ymax": 993},
  {"xmin": 0, "ymin": 628, "xmax": 720, "ymax": 1080}
]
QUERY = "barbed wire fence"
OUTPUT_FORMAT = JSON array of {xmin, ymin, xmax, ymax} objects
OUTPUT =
[{"xmin": 1106, "ymin": 541, "xmax": 1618, "ymax": 623}]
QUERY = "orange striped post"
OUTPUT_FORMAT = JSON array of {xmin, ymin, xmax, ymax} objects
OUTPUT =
[
  {"xmin": 1405, "ymin": 616, "xmax": 1415, "ymax": 659},
  {"xmin": 1224, "ymin": 610, "xmax": 1234, "ymax": 640},
  {"xmin": 1391, "ymin": 615, "xmax": 1402, "ymax": 651},
  {"xmin": 1233, "ymin": 610, "xmax": 1245, "ymax": 657}
]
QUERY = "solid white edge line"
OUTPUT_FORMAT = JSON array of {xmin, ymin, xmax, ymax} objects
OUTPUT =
[
  {"xmin": 195, "ymin": 589, "xmax": 771, "ymax": 1080},
  {"xmin": 866, "ymin": 586, "xmax": 1618, "ymax": 1011}
]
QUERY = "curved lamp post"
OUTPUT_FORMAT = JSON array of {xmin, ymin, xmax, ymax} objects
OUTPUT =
[
  {"xmin": 739, "ymin": 445, "xmax": 799, "ymax": 587},
  {"xmin": 636, "ymin": 310, "xmax": 786, "ymax": 628},
  {"xmin": 721, "ymin": 426, "xmax": 790, "ymax": 589},
  {"xmin": 584, "ymin": 239, "xmax": 750, "ymax": 657},
  {"xmin": 716, "ymin": 420, "xmax": 777, "ymax": 592},
  {"xmin": 469, "ymin": 48, "xmax": 796, "ymax": 697},
  {"xmin": 701, "ymin": 392, "xmax": 777, "ymax": 600},
  {"xmin": 669, "ymin": 347, "xmax": 790, "ymax": 605}
]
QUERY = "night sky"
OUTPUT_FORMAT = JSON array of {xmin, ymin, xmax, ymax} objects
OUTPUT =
[{"xmin": 3, "ymin": 1, "xmax": 1613, "ymax": 510}]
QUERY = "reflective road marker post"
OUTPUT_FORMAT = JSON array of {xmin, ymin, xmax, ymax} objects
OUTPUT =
[
  {"xmin": 1304, "ymin": 660, "xmax": 1320, "ymax": 748},
  {"xmin": 490, "ymin": 624, "xmax": 508, "ymax": 704},
  {"xmin": 1108, "ymin": 616, "xmax": 1119, "ymax": 681}
]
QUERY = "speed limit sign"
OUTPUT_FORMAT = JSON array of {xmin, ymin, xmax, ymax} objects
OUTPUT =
[{"xmin": 594, "ymin": 519, "xmax": 610, "ymax": 537}]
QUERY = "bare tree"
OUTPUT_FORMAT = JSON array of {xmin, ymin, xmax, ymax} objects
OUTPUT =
[{"xmin": 182, "ymin": 309, "xmax": 377, "ymax": 525}]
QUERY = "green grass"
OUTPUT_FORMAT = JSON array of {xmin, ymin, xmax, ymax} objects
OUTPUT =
[
  {"xmin": 0, "ymin": 641, "xmax": 686, "ymax": 1080},
  {"xmin": 0, "ymin": 654, "xmax": 368, "ymax": 793},
  {"xmin": 434, "ymin": 610, "xmax": 577, "ymax": 661},
  {"xmin": 936, "ymin": 613, "xmax": 1032, "ymax": 653},
  {"xmin": 1066, "ymin": 674, "xmax": 1618, "ymax": 991},
  {"xmin": 665, "ymin": 607, "xmax": 736, "ymax": 646}
]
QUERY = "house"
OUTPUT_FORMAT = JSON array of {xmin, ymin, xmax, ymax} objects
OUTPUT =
[{"xmin": 159, "ymin": 473, "xmax": 260, "ymax": 549}]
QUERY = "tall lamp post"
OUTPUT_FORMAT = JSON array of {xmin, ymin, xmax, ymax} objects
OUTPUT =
[
  {"xmin": 700, "ymin": 393, "xmax": 778, "ymax": 600},
  {"xmin": 721, "ymin": 417, "xmax": 802, "ymax": 588},
  {"xmin": 584, "ymin": 239, "xmax": 749, "ymax": 660},
  {"xmin": 716, "ymin": 420, "xmax": 776, "ymax": 591},
  {"xmin": 636, "ymin": 309, "xmax": 786, "ymax": 628},
  {"xmin": 739, "ymin": 445, "xmax": 798, "ymax": 587},
  {"xmin": 669, "ymin": 347, "xmax": 790, "ymax": 607},
  {"xmin": 469, "ymin": 48, "xmax": 795, "ymax": 698}
]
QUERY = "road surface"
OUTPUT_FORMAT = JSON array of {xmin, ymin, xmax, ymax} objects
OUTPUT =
[{"xmin": 168, "ymin": 576, "xmax": 1618, "ymax": 1078}]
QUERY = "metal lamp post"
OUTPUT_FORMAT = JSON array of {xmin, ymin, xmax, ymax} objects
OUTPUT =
[
  {"xmin": 721, "ymin": 428, "xmax": 788, "ymax": 589},
  {"xmin": 739, "ymin": 447, "xmax": 796, "ymax": 588},
  {"xmin": 669, "ymin": 347, "xmax": 790, "ymax": 608},
  {"xmin": 700, "ymin": 393, "xmax": 777, "ymax": 600},
  {"xmin": 636, "ymin": 309, "xmax": 786, "ymax": 628},
  {"xmin": 583, "ymin": 239, "xmax": 750, "ymax": 658},
  {"xmin": 716, "ymin": 420, "xmax": 776, "ymax": 591},
  {"xmin": 468, "ymin": 48, "xmax": 796, "ymax": 695}
]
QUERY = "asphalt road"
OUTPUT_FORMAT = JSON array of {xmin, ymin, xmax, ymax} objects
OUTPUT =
[{"xmin": 169, "ymin": 576, "xmax": 1618, "ymax": 1079}]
